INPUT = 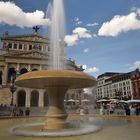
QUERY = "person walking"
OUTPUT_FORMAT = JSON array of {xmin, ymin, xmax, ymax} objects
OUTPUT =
[{"xmin": 25, "ymin": 107, "xmax": 30, "ymax": 116}]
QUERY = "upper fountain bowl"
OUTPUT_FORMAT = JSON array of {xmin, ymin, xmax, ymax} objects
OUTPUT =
[{"xmin": 15, "ymin": 70, "xmax": 97, "ymax": 89}]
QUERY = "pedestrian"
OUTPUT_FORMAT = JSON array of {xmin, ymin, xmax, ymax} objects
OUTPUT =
[
  {"xmin": 136, "ymin": 105, "xmax": 140, "ymax": 116},
  {"xmin": 125, "ymin": 106, "xmax": 130, "ymax": 116},
  {"xmin": 19, "ymin": 109, "xmax": 24, "ymax": 116},
  {"xmin": 79, "ymin": 107, "xmax": 85, "ymax": 121},
  {"xmin": 25, "ymin": 107, "xmax": 30, "ymax": 116},
  {"xmin": 130, "ymin": 105, "xmax": 136, "ymax": 116},
  {"xmin": 100, "ymin": 105, "xmax": 104, "ymax": 115}
]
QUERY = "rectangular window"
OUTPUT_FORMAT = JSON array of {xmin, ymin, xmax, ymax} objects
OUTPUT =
[
  {"xmin": 29, "ymin": 45, "xmax": 32, "ymax": 50},
  {"xmin": 14, "ymin": 44, "xmax": 17, "ymax": 49},
  {"xmin": 19, "ymin": 44, "xmax": 22, "ymax": 49},
  {"xmin": 8, "ymin": 43, "xmax": 12, "ymax": 48}
]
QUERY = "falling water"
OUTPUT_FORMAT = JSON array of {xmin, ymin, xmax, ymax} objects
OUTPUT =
[{"xmin": 48, "ymin": 0, "xmax": 67, "ymax": 70}]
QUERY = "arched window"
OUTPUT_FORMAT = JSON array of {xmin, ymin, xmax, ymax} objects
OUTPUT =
[
  {"xmin": 8, "ymin": 68, "xmax": 16, "ymax": 83},
  {"xmin": 44, "ymin": 91, "xmax": 49, "ymax": 107},
  {"xmin": 32, "ymin": 69, "xmax": 38, "ymax": 71},
  {"xmin": 20, "ymin": 68, "xmax": 28, "ymax": 75},
  {"xmin": 17, "ymin": 90, "xmax": 26, "ymax": 107},
  {"xmin": 30, "ymin": 90, "xmax": 39, "ymax": 107}
]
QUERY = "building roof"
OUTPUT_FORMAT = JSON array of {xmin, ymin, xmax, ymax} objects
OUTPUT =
[
  {"xmin": 1, "ymin": 32, "xmax": 49, "ymax": 44},
  {"xmin": 97, "ymin": 72, "xmax": 120, "ymax": 79},
  {"xmin": 104, "ymin": 69, "xmax": 140, "ymax": 83}
]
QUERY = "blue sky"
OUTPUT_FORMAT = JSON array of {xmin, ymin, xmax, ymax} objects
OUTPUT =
[{"xmin": 0, "ymin": 0, "xmax": 140, "ymax": 77}]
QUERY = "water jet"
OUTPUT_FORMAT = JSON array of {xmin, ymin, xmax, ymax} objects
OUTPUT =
[{"xmin": 15, "ymin": 0, "xmax": 97, "ymax": 132}]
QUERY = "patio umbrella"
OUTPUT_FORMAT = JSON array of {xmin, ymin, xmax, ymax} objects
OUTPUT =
[
  {"xmin": 96, "ymin": 99, "xmax": 109, "ymax": 102},
  {"xmin": 109, "ymin": 99, "xmax": 119, "ymax": 103},
  {"xmin": 81, "ymin": 99, "xmax": 90, "ymax": 102},
  {"xmin": 75, "ymin": 100, "xmax": 79, "ymax": 102},
  {"xmin": 126, "ymin": 100, "xmax": 140, "ymax": 103},
  {"xmin": 67, "ymin": 99, "xmax": 75, "ymax": 102},
  {"xmin": 119, "ymin": 100, "xmax": 127, "ymax": 103}
]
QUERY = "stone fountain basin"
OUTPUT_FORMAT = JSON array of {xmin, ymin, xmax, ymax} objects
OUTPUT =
[
  {"xmin": 15, "ymin": 70, "xmax": 97, "ymax": 130},
  {"xmin": 15, "ymin": 70, "xmax": 97, "ymax": 89}
]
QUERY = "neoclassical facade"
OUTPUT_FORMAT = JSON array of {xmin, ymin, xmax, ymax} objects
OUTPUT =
[{"xmin": 0, "ymin": 32, "xmax": 83, "ymax": 107}]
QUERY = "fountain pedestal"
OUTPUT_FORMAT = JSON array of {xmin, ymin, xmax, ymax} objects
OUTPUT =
[{"xmin": 44, "ymin": 86, "xmax": 68, "ymax": 130}]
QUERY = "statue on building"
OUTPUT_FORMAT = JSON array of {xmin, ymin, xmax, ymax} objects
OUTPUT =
[{"xmin": 33, "ymin": 26, "xmax": 39, "ymax": 33}]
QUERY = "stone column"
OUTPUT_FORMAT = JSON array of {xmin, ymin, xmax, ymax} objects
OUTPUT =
[
  {"xmin": 12, "ymin": 42, "xmax": 14, "ymax": 49},
  {"xmin": 13, "ymin": 91, "xmax": 17, "ymax": 105},
  {"xmin": 3, "ymin": 64, "xmax": 8, "ymax": 86},
  {"xmin": 25, "ymin": 88, "xmax": 31, "ymax": 107},
  {"xmin": 39, "ymin": 90, "xmax": 44, "ymax": 107},
  {"xmin": 26, "ymin": 44, "xmax": 29, "ymax": 51},
  {"xmin": 39, "ymin": 65, "xmax": 42, "ymax": 70},
  {"xmin": 16, "ymin": 63, "xmax": 20, "ymax": 76},
  {"xmin": 28, "ymin": 64, "xmax": 31, "ymax": 71}
]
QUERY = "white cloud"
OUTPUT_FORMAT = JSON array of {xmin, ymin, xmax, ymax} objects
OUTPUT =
[
  {"xmin": 84, "ymin": 66, "xmax": 99, "ymax": 73},
  {"xmin": 64, "ymin": 34, "xmax": 79, "ymax": 46},
  {"xmin": 129, "ymin": 61, "xmax": 140, "ymax": 69},
  {"xmin": 0, "ymin": 1, "xmax": 50, "ymax": 28},
  {"xmin": 86, "ymin": 22, "xmax": 99, "ymax": 27},
  {"xmin": 82, "ymin": 65, "xmax": 87, "ymax": 69},
  {"xmin": 74, "ymin": 17, "xmax": 82, "ymax": 25},
  {"xmin": 64, "ymin": 27, "xmax": 92, "ymax": 46},
  {"xmin": 73, "ymin": 27, "xmax": 92, "ymax": 38},
  {"xmin": 98, "ymin": 12, "xmax": 140, "ymax": 37},
  {"xmin": 137, "ymin": 8, "xmax": 140, "ymax": 15},
  {"xmin": 83, "ymin": 48, "xmax": 89, "ymax": 53},
  {"xmin": 92, "ymin": 34, "xmax": 97, "ymax": 37},
  {"xmin": 131, "ymin": 7, "xmax": 137, "ymax": 12}
]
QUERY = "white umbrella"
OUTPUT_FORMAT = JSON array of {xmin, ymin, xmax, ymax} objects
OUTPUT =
[
  {"xmin": 67, "ymin": 99, "xmax": 75, "ymax": 102},
  {"xmin": 82, "ymin": 99, "xmax": 90, "ymax": 102},
  {"xmin": 96, "ymin": 99, "xmax": 109, "ymax": 102},
  {"xmin": 126, "ymin": 100, "xmax": 140, "ymax": 103},
  {"xmin": 109, "ymin": 99, "xmax": 119, "ymax": 102},
  {"xmin": 119, "ymin": 100, "xmax": 127, "ymax": 103}
]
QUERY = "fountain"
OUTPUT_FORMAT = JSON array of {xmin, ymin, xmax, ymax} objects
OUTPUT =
[
  {"xmin": 14, "ymin": 0, "xmax": 97, "ymax": 134},
  {"xmin": 1, "ymin": 0, "xmax": 140, "ymax": 139}
]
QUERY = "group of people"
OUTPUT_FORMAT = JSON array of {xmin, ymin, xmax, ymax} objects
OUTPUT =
[
  {"xmin": 12, "ymin": 105, "xmax": 30, "ymax": 116},
  {"xmin": 125, "ymin": 104, "xmax": 140, "ymax": 116},
  {"xmin": 0, "ymin": 104, "xmax": 12, "ymax": 116},
  {"xmin": 0, "ymin": 104, "xmax": 30, "ymax": 117},
  {"xmin": 99, "ymin": 102, "xmax": 140, "ymax": 116}
]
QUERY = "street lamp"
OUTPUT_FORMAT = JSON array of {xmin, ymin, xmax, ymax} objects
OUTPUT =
[{"xmin": 10, "ymin": 83, "xmax": 17, "ymax": 106}]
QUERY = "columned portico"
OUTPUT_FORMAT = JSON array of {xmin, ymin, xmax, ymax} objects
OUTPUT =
[{"xmin": 0, "ymin": 32, "xmax": 83, "ymax": 106}]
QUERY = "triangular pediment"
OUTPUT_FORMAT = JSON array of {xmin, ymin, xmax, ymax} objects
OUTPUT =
[{"xmin": 1, "ymin": 34, "xmax": 49, "ymax": 43}]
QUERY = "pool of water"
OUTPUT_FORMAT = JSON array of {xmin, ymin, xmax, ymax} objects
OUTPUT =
[{"xmin": 0, "ymin": 116, "xmax": 140, "ymax": 140}]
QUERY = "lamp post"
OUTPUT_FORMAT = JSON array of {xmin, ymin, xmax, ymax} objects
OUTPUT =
[
  {"xmin": 10, "ymin": 83, "xmax": 17, "ymax": 106},
  {"xmin": 9, "ymin": 72, "xmax": 17, "ymax": 106}
]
